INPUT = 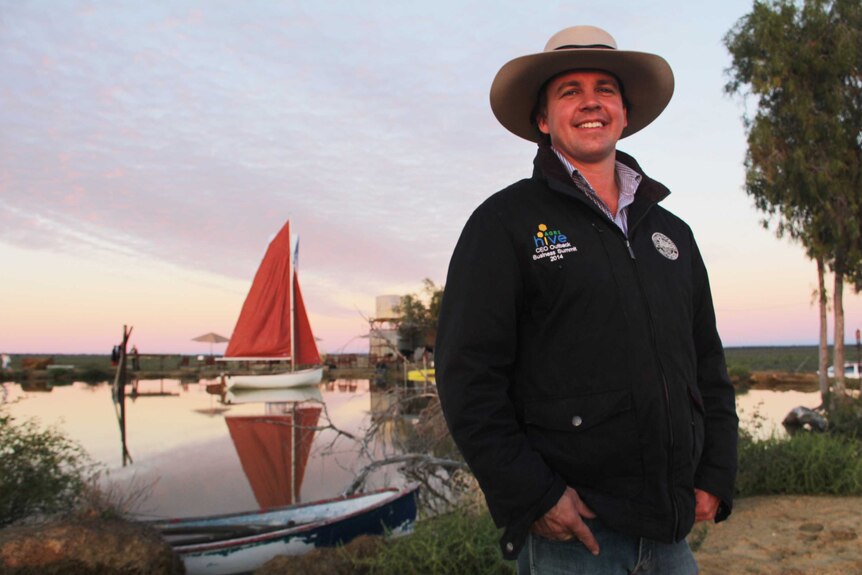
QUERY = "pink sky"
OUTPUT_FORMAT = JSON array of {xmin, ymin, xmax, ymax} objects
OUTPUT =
[{"xmin": 1, "ymin": 1, "xmax": 860, "ymax": 355}]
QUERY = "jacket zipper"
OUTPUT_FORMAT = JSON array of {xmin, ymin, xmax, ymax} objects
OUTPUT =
[
  {"xmin": 544, "ymin": 149, "xmax": 681, "ymax": 539},
  {"xmin": 556, "ymin": 164, "xmax": 681, "ymax": 538},
  {"xmin": 623, "ymin": 234, "xmax": 680, "ymax": 541}
]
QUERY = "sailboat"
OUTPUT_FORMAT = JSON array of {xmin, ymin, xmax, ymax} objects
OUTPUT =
[{"xmin": 219, "ymin": 220, "xmax": 323, "ymax": 389}]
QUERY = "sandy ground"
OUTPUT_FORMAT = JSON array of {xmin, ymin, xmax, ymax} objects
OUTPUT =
[{"xmin": 694, "ymin": 496, "xmax": 862, "ymax": 574}]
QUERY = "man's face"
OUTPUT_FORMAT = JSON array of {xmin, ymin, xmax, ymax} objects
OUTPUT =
[{"xmin": 536, "ymin": 70, "xmax": 628, "ymax": 169}]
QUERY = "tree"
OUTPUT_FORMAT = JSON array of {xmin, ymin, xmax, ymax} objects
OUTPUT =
[
  {"xmin": 395, "ymin": 279, "xmax": 444, "ymax": 354},
  {"xmin": 724, "ymin": 0, "xmax": 862, "ymax": 405}
]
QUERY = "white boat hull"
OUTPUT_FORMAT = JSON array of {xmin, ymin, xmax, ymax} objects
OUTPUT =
[
  {"xmin": 153, "ymin": 486, "xmax": 419, "ymax": 575},
  {"xmin": 225, "ymin": 366, "xmax": 324, "ymax": 389}
]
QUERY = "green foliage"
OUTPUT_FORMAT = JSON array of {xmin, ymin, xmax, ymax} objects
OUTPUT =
[
  {"xmin": 0, "ymin": 410, "xmax": 96, "ymax": 527},
  {"xmin": 726, "ymin": 364, "xmax": 752, "ymax": 384},
  {"xmin": 395, "ymin": 279, "xmax": 444, "ymax": 352},
  {"xmin": 352, "ymin": 507, "xmax": 514, "ymax": 575},
  {"xmin": 724, "ymin": 0, "xmax": 862, "ymax": 262},
  {"xmin": 724, "ymin": 0, "xmax": 862, "ymax": 376},
  {"xmin": 828, "ymin": 396, "xmax": 862, "ymax": 439},
  {"xmin": 0, "ymin": 370, "xmax": 26, "ymax": 384},
  {"xmin": 737, "ymin": 429, "xmax": 862, "ymax": 497},
  {"xmin": 724, "ymin": 345, "xmax": 819, "ymax": 373}
]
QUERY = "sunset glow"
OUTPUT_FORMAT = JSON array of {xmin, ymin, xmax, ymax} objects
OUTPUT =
[{"xmin": 1, "ymin": 1, "xmax": 860, "ymax": 355}]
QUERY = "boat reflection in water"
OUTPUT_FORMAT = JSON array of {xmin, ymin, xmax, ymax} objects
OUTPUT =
[
  {"xmin": 157, "ymin": 383, "xmax": 418, "ymax": 575},
  {"xmin": 223, "ymin": 386, "xmax": 323, "ymax": 508}
]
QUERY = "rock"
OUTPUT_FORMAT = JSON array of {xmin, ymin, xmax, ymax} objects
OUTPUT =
[
  {"xmin": 0, "ymin": 517, "xmax": 184, "ymax": 574},
  {"xmin": 782, "ymin": 406, "xmax": 828, "ymax": 432}
]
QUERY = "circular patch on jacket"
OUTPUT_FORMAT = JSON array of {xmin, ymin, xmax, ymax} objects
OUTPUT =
[{"xmin": 651, "ymin": 232, "xmax": 679, "ymax": 260}]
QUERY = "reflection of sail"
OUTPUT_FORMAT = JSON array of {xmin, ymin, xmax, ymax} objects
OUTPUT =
[{"xmin": 225, "ymin": 406, "xmax": 321, "ymax": 508}]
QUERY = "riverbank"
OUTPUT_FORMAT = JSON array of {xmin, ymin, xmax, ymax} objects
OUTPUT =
[
  {"xmin": 0, "ymin": 355, "xmax": 379, "ymax": 389},
  {"xmin": 694, "ymin": 495, "xmax": 862, "ymax": 574},
  {"xmin": 2, "ymin": 495, "xmax": 858, "ymax": 574}
]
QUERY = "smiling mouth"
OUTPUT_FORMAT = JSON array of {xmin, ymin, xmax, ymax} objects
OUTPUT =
[{"xmin": 576, "ymin": 121, "xmax": 605, "ymax": 129}]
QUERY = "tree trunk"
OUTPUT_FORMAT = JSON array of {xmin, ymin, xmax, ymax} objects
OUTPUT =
[
  {"xmin": 817, "ymin": 257, "xmax": 830, "ymax": 407},
  {"xmin": 833, "ymin": 272, "xmax": 846, "ymax": 398}
]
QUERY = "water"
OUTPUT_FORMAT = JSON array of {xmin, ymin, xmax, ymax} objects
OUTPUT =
[
  {"xmin": 1, "ymin": 378, "xmax": 820, "ymax": 518},
  {"xmin": 736, "ymin": 388, "xmax": 821, "ymax": 440},
  {"xmin": 1, "ymin": 378, "xmax": 403, "ymax": 519}
]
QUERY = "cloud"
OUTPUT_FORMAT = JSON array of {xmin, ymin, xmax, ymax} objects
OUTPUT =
[{"xmin": 3, "ymin": 0, "xmax": 858, "ymax": 352}]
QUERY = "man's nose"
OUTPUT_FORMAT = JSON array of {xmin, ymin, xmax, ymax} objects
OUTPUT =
[{"xmin": 579, "ymin": 99, "xmax": 601, "ymax": 111}]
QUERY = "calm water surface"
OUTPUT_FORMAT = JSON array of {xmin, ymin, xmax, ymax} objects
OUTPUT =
[
  {"xmin": 735, "ymin": 388, "xmax": 821, "ymax": 439},
  {"xmin": 1, "ymin": 378, "xmax": 404, "ymax": 519},
  {"xmin": 1, "ymin": 379, "xmax": 819, "ymax": 518}
]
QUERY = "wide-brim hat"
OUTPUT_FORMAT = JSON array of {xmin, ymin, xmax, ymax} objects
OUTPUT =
[{"xmin": 490, "ymin": 26, "xmax": 674, "ymax": 141}]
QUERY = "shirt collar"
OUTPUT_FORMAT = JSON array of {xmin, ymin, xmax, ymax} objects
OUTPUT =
[{"xmin": 550, "ymin": 146, "xmax": 642, "ymax": 199}]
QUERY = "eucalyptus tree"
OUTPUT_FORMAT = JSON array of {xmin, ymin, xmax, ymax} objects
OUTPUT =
[{"xmin": 724, "ymin": 0, "xmax": 862, "ymax": 403}]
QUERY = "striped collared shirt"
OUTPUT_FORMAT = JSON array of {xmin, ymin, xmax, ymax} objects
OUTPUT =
[{"xmin": 551, "ymin": 147, "xmax": 641, "ymax": 236}]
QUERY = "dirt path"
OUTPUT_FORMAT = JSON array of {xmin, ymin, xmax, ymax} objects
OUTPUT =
[{"xmin": 694, "ymin": 496, "xmax": 862, "ymax": 574}]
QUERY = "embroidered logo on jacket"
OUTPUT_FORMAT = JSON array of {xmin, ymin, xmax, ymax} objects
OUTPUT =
[
  {"xmin": 651, "ymin": 232, "xmax": 679, "ymax": 260},
  {"xmin": 532, "ymin": 223, "xmax": 577, "ymax": 262}
]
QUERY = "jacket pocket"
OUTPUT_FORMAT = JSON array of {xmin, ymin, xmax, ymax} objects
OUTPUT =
[{"xmin": 523, "ymin": 389, "xmax": 643, "ymax": 487}]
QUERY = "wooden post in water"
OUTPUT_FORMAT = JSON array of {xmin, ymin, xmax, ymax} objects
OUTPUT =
[{"xmin": 114, "ymin": 325, "xmax": 134, "ymax": 467}]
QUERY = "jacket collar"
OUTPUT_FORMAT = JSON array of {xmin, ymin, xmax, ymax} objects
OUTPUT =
[{"xmin": 531, "ymin": 144, "xmax": 670, "ymax": 231}]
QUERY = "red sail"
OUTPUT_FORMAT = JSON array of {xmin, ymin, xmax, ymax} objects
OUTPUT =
[
  {"xmin": 293, "ymin": 271, "xmax": 321, "ymax": 365},
  {"xmin": 225, "ymin": 220, "xmax": 319, "ymax": 364},
  {"xmin": 225, "ymin": 407, "xmax": 322, "ymax": 508}
]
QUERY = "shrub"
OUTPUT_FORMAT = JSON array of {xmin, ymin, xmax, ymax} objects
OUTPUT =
[
  {"xmin": 352, "ymin": 507, "xmax": 514, "ymax": 575},
  {"xmin": 0, "ymin": 411, "xmax": 96, "ymax": 527},
  {"xmin": 726, "ymin": 364, "xmax": 751, "ymax": 384},
  {"xmin": 737, "ymin": 429, "xmax": 862, "ymax": 497},
  {"xmin": 828, "ymin": 396, "xmax": 862, "ymax": 440}
]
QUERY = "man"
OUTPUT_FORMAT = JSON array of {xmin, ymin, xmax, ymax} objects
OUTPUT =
[{"xmin": 435, "ymin": 26, "xmax": 738, "ymax": 573}]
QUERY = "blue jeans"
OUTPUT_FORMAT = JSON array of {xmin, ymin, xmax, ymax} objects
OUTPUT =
[{"xmin": 517, "ymin": 517, "xmax": 699, "ymax": 575}]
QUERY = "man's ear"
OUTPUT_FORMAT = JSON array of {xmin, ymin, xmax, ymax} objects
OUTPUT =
[{"xmin": 537, "ymin": 112, "xmax": 550, "ymax": 135}]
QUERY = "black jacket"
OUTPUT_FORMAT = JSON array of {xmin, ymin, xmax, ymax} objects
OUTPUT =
[{"xmin": 436, "ymin": 145, "xmax": 738, "ymax": 559}]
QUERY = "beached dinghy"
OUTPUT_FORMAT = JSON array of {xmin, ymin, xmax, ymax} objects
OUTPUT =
[{"xmin": 153, "ymin": 485, "xmax": 418, "ymax": 575}]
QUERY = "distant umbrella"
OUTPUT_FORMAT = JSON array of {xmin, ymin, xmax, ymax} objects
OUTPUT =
[{"xmin": 192, "ymin": 332, "xmax": 230, "ymax": 355}]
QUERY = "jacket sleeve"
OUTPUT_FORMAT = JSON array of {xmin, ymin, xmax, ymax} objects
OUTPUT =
[
  {"xmin": 435, "ymin": 204, "xmax": 566, "ymax": 558},
  {"xmin": 690, "ymin": 235, "xmax": 738, "ymax": 521}
]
